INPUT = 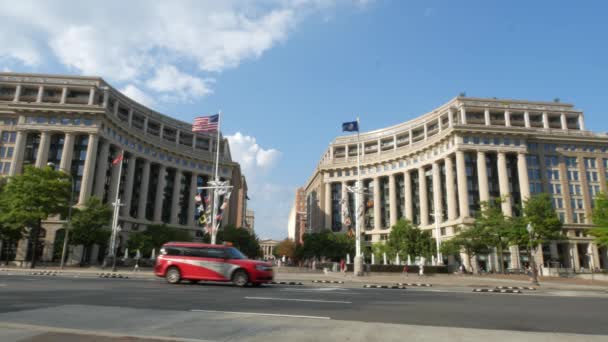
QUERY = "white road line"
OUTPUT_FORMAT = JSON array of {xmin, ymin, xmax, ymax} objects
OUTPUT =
[
  {"xmin": 245, "ymin": 296, "xmax": 352, "ymax": 304},
  {"xmin": 191, "ymin": 309, "xmax": 330, "ymax": 320},
  {"xmin": 0, "ymin": 284, "xmax": 6, "ymax": 287}
]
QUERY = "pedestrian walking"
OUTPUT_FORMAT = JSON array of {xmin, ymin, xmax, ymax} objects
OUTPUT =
[
  {"xmin": 340, "ymin": 259, "xmax": 346, "ymax": 273},
  {"xmin": 403, "ymin": 265, "xmax": 409, "ymax": 277}
]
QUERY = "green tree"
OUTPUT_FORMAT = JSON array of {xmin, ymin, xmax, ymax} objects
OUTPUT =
[
  {"xmin": 274, "ymin": 239, "xmax": 296, "ymax": 259},
  {"xmin": 0, "ymin": 166, "xmax": 70, "ymax": 268},
  {"xmin": 474, "ymin": 199, "xmax": 511, "ymax": 273},
  {"xmin": 591, "ymin": 190, "xmax": 608, "ymax": 247},
  {"xmin": 441, "ymin": 224, "xmax": 491, "ymax": 272},
  {"xmin": 127, "ymin": 224, "xmax": 193, "ymax": 257},
  {"xmin": 299, "ymin": 231, "xmax": 355, "ymax": 261},
  {"xmin": 386, "ymin": 219, "xmax": 436, "ymax": 260},
  {"xmin": 0, "ymin": 177, "xmax": 24, "ymax": 264},
  {"xmin": 520, "ymin": 193, "xmax": 564, "ymax": 249},
  {"xmin": 68, "ymin": 197, "xmax": 113, "ymax": 264},
  {"xmin": 216, "ymin": 225, "xmax": 261, "ymax": 258}
]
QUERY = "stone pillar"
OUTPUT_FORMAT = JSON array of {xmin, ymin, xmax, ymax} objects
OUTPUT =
[
  {"xmin": 455, "ymin": 151, "xmax": 470, "ymax": 218},
  {"xmin": 497, "ymin": 152, "xmax": 512, "ymax": 217},
  {"xmin": 8, "ymin": 131, "xmax": 26, "ymax": 176},
  {"xmin": 448, "ymin": 108, "xmax": 454, "ymax": 127},
  {"xmin": 437, "ymin": 118, "xmax": 443, "ymax": 133},
  {"xmin": 445, "ymin": 156, "xmax": 457, "ymax": 220},
  {"xmin": 432, "ymin": 162, "xmax": 443, "ymax": 222},
  {"xmin": 578, "ymin": 113, "xmax": 585, "ymax": 130},
  {"xmin": 154, "ymin": 165, "xmax": 167, "ymax": 222},
  {"xmin": 35, "ymin": 131, "xmax": 51, "ymax": 168},
  {"xmin": 389, "ymin": 174, "xmax": 397, "ymax": 227},
  {"xmin": 121, "ymin": 154, "xmax": 137, "ymax": 216},
  {"xmin": 113, "ymin": 100, "xmax": 119, "ymax": 116},
  {"xmin": 504, "ymin": 110, "xmax": 511, "ymax": 127},
  {"xmin": 102, "ymin": 88, "xmax": 109, "ymax": 108},
  {"xmin": 484, "ymin": 108, "xmax": 490, "ymax": 126},
  {"xmin": 143, "ymin": 117, "xmax": 149, "ymax": 135},
  {"xmin": 36, "ymin": 85, "xmax": 44, "ymax": 103},
  {"xmin": 549, "ymin": 242, "xmax": 559, "ymax": 263},
  {"xmin": 577, "ymin": 156, "xmax": 593, "ymax": 224},
  {"xmin": 13, "ymin": 85, "xmax": 21, "ymax": 102},
  {"xmin": 542, "ymin": 112, "xmax": 549, "ymax": 129},
  {"xmin": 170, "ymin": 169, "xmax": 182, "ymax": 225},
  {"xmin": 187, "ymin": 173, "xmax": 198, "ymax": 227},
  {"xmin": 460, "ymin": 107, "xmax": 467, "ymax": 125},
  {"xmin": 524, "ymin": 111, "xmax": 530, "ymax": 128},
  {"xmin": 60, "ymin": 87, "xmax": 68, "ymax": 104},
  {"xmin": 509, "ymin": 245, "xmax": 521, "ymax": 269},
  {"xmin": 373, "ymin": 177, "xmax": 381, "ymax": 230},
  {"xmin": 175, "ymin": 130, "xmax": 181, "ymax": 147},
  {"xmin": 324, "ymin": 182, "xmax": 332, "ymax": 230},
  {"xmin": 404, "ymin": 171, "xmax": 413, "ymax": 221},
  {"xmin": 88, "ymin": 87, "xmax": 96, "ymax": 105},
  {"xmin": 128, "ymin": 108, "xmax": 134, "ymax": 127},
  {"xmin": 517, "ymin": 152, "xmax": 531, "ymax": 201},
  {"xmin": 477, "ymin": 151, "xmax": 490, "ymax": 203},
  {"xmin": 408, "ymin": 130, "xmax": 413, "ymax": 145},
  {"xmin": 192, "ymin": 136, "xmax": 197, "ymax": 150},
  {"xmin": 589, "ymin": 243, "xmax": 601, "ymax": 271},
  {"xmin": 423, "ymin": 123, "xmax": 428, "ymax": 140},
  {"xmin": 560, "ymin": 113, "xmax": 567, "ymax": 130},
  {"xmin": 59, "ymin": 132, "xmax": 75, "ymax": 173},
  {"xmin": 570, "ymin": 243, "xmax": 580, "ymax": 271},
  {"xmin": 341, "ymin": 181, "xmax": 349, "ymax": 230},
  {"xmin": 137, "ymin": 160, "xmax": 151, "ymax": 220},
  {"xmin": 93, "ymin": 141, "xmax": 110, "ymax": 199},
  {"xmin": 418, "ymin": 167, "xmax": 429, "ymax": 226},
  {"xmin": 77, "ymin": 134, "xmax": 99, "ymax": 205}
]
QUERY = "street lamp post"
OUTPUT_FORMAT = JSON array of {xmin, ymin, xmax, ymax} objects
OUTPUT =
[
  {"xmin": 526, "ymin": 223, "xmax": 540, "ymax": 286},
  {"xmin": 47, "ymin": 162, "xmax": 74, "ymax": 270}
]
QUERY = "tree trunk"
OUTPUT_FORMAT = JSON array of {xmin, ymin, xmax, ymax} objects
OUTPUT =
[
  {"xmin": 498, "ymin": 245, "xmax": 505, "ymax": 274},
  {"xmin": 4, "ymin": 240, "xmax": 10, "ymax": 266},
  {"xmin": 30, "ymin": 219, "xmax": 41, "ymax": 269}
]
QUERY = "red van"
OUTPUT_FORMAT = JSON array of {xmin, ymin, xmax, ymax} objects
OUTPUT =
[{"xmin": 154, "ymin": 242, "xmax": 273, "ymax": 287}]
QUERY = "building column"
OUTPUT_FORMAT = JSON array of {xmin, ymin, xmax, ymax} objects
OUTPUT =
[
  {"xmin": 549, "ymin": 242, "xmax": 559, "ymax": 263},
  {"xmin": 77, "ymin": 134, "xmax": 99, "ymax": 205},
  {"xmin": 589, "ymin": 243, "xmax": 601, "ymax": 271},
  {"xmin": 477, "ymin": 151, "xmax": 490, "ymax": 203},
  {"xmin": 187, "ymin": 173, "xmax": 198, "ymax": 227},
  {"xmin": 175, "ymin": 130, "xmax": 181, "ymax": 147},
  {"xmin": 13, "ymin": 85, "xmax": 21, "ymax": 102},
  {"xmin": 143, "ymin": 117, "xmax": 149, "ymax": 135},
  {"xmin": 121, "ymin": 154, "xmax": 137, "ymax": 216},
  {"xmin": 570, "ymin": 243, "xmax": 580, "ymax": 271},
  {"xmin": 35, "ymin": 131, "xmax": 51, "ymax": 168},
  {"xmin": 388, "ymin": 174, "xmax": 397, "ymax": 227},
  {"xmin": 88, "ymin": 87, "xmax": 96, "ymax": 105},
  {"xmin": 93, "ymin": 141, "xmax": 110, "ymax": 199},
  {"xmin": 36, "ymin": 86, "xmax": 44, "ymax": 103},
  {"xmin": 542, "ymin": 112, "xmax": 549, "ymax": 129},
  {"xmin": 432, "ymin": 162, "xmax": 443, "ymax": 222},
  {"xmin": 341, "ymin": 181, "xmax": 349, "ymax": 230},
  {"xmin": 419, "ymin": 167, "xmax": 429, "ymax": 226},
  {"xmin": 448, "ymin": 108, "xmax": 454, "ymax": 127},
  {"xmin": 460, "ymin": 107, "xmax": 467, "ymax": 125},
  {"xmin": 60, "ymin": 87, "xmax": 68, "ymax": 104},
  {"xmin": 170, "ymin": 169, "xmax": 182, "ymax": 225},
  {"xmin": 578, "ymin": 113, "xmax": 585, "ymax": 130},
  {"xmin": 137, "ymin": 160, "xmax": 151, "ymax": 220},
  {"xmin": 484, "ymin": 108, "xmax": 490, "ymax": 126},
  {"xmin": 404, "ymin": 171, "xmax": 413, "ymax": 221},
  {"xmin": 373, "ymin": 177, "xmax": 381, "ymax": 229},
  {"xmin": 524, "ymin": 111, "xmax": 530, "ymax": 128},
  {"xmin": 445, "ymin": 156, "xmax": 457, "ymax": 220},
  {"xmin": 455, "ymin": 151, "xmax": 470, "ymax": 218},
  {"xmin": 423, "ymin": 123, "xmax": 428, "ymax": 140},
  {"xmin": 497, "ymin": 152, "xmax": 512, "ymax": 217},
  {"xmin": 128, "ymin": 108, "xmax": 134, "ymax": 127},
  {"xmin": 577, "ymin": 156, "xmax": 593, "ymax": 224},
  {"xmin": 560, "ymin": 113, "xmax": 567, "ymax": 130},
  {"xmin": 59, "ymin": 132, "xmax": 75, "ymax": 173},
  {"xmin": 153, "ymin": 165, "xmax": 167, "ymax": 222},
  {"xmin": 324, "ymin": 182, "xmax": 332, "ymax": 230},
  {"xmin": 8, "ymin": 131, "xmax": 26, "ymax": 176},
  {"xmin": 504, "ymin": 110, "xmax": 511, "ymax": 127},
  {"xmin": 517, "ymin": 152, "xmax": 531, "ymax": 201}
]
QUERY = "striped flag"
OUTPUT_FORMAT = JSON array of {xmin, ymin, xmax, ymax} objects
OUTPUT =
[
  {"xmin": 193, "ymin": 114, "xmax": 219, "ymax": 132},
  {"xmin": 112, "ymin": 152, "xmax": 123, "ymax": 165}
]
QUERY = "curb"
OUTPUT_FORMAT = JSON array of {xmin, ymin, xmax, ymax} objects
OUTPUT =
[
  {"xmin": 312, "ymin": 280, "xmax": 344, "ymax": 284},
  {"xmin": 496, "ymin": 286, "xmax": 536, "ymax": 290},
  {"xmin": 97, "ymin": 273, "xmax": 129, "ymax": 279},
  {"xmin": 473, "ymin": 288, "xmax": 521, "ymax": 294},
  {"xmin": 363, "ymin": 284, "xmax": 407, "ymax": 289},
  {"xmin": 30, "ymin": 271, "xmax": 60, "ymax": 276},
  {"xmin": 269, "ymin": 281, "xmax": 303, "ymax": 286},
  {"xmin": 396, "ymin": 283, "xmax": 432, "ymax": 287}
]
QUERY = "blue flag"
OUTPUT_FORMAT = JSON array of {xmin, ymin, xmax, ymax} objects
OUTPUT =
[{"xmin": 342, "ymin": 121, "xmax": 359, "ymax": 132}]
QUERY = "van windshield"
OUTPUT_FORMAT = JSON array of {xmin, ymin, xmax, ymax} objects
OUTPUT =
[{"xmin": 226, "ymin": 247, "xmax": 247, "ymax": 260}]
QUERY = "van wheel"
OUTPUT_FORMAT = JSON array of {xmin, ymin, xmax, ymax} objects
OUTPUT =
[
  {"xmin": 232, "ymin": 270, "xmax": 249, "ymax": 287},
  {"xmin": 166, "ymin": 267, "xmax": 181, "ymax": 284}
]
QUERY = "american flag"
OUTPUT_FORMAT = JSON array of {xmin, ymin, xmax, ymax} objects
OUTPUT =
[{"xmin": 192, "ymin": 114, "xmax": 219, "ymax": 132}]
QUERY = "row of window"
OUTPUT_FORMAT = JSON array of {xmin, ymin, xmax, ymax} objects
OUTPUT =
[
  {"xmin": 0, "ymin": 146, "xmax": 14, "ymax": 159},
  {"xmin": 0, "ymin": 161, "xmax": 11, "ymax": 174},
  {"xmin": 530, "ymin": 142, "xmax": 607, "ymax": 153},
  {"xmin": 463, "ymin": 136, "xmax": 522, "ymax": 146},
  {"xmin": 1, "ymin": 132, "xmax": 16, "ymax": 143},
  {"xmin": 25, "ymin": 116, "xmax": 94, "ymax": 127}
]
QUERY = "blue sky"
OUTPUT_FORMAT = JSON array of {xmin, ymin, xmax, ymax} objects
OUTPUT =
[{"xmin": 2, "ymin": 1, "xmax": 608, "ymax": 239}]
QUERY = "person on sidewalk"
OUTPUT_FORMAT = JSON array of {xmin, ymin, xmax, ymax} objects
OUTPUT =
[
  {"xmin": 340, "ymin": 259, "xmax": 345, "ymax": 273},
  {"xmin": 403, "ymin": 265, "xmax": 409, "ymax": 277}
]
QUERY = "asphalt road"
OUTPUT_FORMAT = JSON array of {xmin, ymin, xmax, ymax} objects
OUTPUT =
[{"xmin": 1, "ymin": 274, "xmax": 607, "ymax": 341}]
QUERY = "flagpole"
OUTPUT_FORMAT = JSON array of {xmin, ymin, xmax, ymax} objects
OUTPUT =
[
  {"xmin": 211, "ymin": 112, "xmax": 221, "ymax": 244},
  {"xmin": 354, "ymin": 117, "xmax": 363, "ymax": 276},
  {"xmin": 110, "ymin": 149, "xmax": 124, "ymax": 272}
]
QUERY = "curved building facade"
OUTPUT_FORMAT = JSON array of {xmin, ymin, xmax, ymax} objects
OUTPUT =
[
  {"xmin": 304, "ymin": 96, "xmax": 608, "ymax": 272},
  {"xmin": 0, "ymin": 72, "xmax": 247, "ymax": 265}
]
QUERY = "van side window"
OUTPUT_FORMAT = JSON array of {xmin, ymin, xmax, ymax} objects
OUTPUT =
[
  {"xmin": 165, "ymin": 247, "xmax": 183, "ymax": 256},
  {"xmin": 204, "ymin": 248, "xmax": 226, "ymax": 259}
]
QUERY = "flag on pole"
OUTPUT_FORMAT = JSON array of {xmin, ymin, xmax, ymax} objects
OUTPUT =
[
  {"xmin": 342, "ymin": 121, "xmax": 359, "ymax": 132},
  {"xmin": 112, "ymin": 152, "xmax": 123, "ymax": 165},
  {"xmin": 193, "ymin": 114, "xmax": 219, "ymax": 132}
]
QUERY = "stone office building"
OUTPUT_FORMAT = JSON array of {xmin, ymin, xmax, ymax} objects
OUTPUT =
[
  {"xmin": 0, "ymin": 72, "xmax": 247, "ymax": 265},
  {"xmin": 304, "ymin": 96, "xmax": 608, "ymax": 272}
]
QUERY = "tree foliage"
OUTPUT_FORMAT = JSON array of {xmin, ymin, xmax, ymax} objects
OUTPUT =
[
  {"xmin": 69, "ymin": 197, "xmax": 112, "ymax": 248},
  {"xmin": 440, "ymin": 224, "xmax": 491, "ymax": 271},
  {"xmin": 520, "ymin": 193, "xmax": 564, "ymax": 248},
  {"xmin": 127, "ymin": 224, "xmax": 193, "ymax": 257},
  {"xmin": 274, "ymin": 239, "xmax": 296, "ymax": 259},
  {"xmin": 474, "ymin": 199, "xmax": 512, "ymax": 272},
  {"xmin": 386, "ymin": 219, "xmax": 436, "ymax": 260},
  {"xmin": 591, "ymin": 190, "xmax": 608, "ymax": 247},
  {"xmin": 298, "ymin": 230, "xmax": 355, "ymax": 261},
  {"xmin": 216, "ymin": 225, "xmax": 261, "ymax": 258}
]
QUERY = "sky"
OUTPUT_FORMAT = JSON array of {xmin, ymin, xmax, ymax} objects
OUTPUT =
[{"xmin": 1, "ymin": 0, "xmax": 608, "ymax": 239}]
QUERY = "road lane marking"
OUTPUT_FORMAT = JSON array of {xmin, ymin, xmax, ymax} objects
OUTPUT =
[
  {"xmin": 0, "ymin": 284, "xmax": 6, "ymax": 287},
  {"xmin": 191, "ymin": 309, "xmax": 330, "ymax": 320},
  {"xmin": 245, "ymin": 296, "xmax": 352, "ymax": 304}
]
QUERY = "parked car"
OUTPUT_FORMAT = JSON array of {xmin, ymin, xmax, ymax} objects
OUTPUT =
[{"xmin": 154, "ymin": 242, "xmax": 273, "ymax": 287}]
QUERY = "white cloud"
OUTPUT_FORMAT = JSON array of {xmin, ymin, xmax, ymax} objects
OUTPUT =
[
  {"xmin": 0, "ymin": 1, "xmax": 372, "ymax": 104},
  {"xmin": 120, "ymin": 84, "xmax": 156, "ymax": 108},
  {"xmin": 147, "ymin": 65, "xmax": 213, "ymax": 102},
  {"xmin": 226, "ymin": 132, "xmax": 281, "ymax": 178}
]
